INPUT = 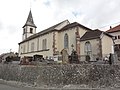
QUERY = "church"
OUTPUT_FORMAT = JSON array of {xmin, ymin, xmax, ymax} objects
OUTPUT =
[{"xmin": 18, "ymin": 10, "xmax": 114, "ymax": 61}]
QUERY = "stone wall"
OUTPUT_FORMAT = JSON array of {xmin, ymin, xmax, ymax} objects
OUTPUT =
[
  {"xmin": 36, "ymin": 64, "xmax": 120, "ymax": 88},
  {"xmin": 0, "ymin": 64, "xmax": 120, "ymax": 88},
  {"xmin": 0, "ymin": 65, "xmax": 39, "ymax": 84}
]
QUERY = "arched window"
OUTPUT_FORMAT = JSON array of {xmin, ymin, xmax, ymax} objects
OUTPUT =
[
  {"xmin": 64, "ymin": 33, "xmax": 69, "ymax": 48},
  {"xmin": 85, "ymin": 41, "xmax": 92, "ymax": 55}
]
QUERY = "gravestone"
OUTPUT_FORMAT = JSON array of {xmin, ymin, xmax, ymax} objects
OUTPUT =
[
  {"xmin": 69, "ymin": 49, "xmax": 79, "ymax": 64},
  {"xmin": 61, "ymin": 49, "xmax": 69, "ymax": 64}
]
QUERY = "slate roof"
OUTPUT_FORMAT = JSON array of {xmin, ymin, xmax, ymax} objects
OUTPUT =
[
  {"xmin": 106, "ymin": 24, "xmax": 120, "ymax": 33},
  {"xmin": 23, "ymin": 10, "xmax": 37, "ymax": 28},
  {"xmin": 80, "ymin": 29, "xmax": 113, "ymax": 41}
]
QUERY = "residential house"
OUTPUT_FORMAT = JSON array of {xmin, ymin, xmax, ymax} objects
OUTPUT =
[{"xmin": 107, "ymin": 25, "xmax": 120, "ymax": 57}]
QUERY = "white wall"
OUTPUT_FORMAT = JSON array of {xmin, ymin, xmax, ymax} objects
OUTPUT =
[
  {"xmin": 102, "ymin": 34, "xmax": 114, "ymax": 56},
  {"xmin": 19, "ymin": 26, "xmax": 88, "ymax": 58},
  {"xmin": 58, "ymin": 26, "xmax": 87, "ymax": 55},
  {"xmin": 80, "ymin": 39, "xmax": 100, "ymax": 56},
  {"xmin": 19, "ymin": 32, "xmax": 53, "ymax": 58},
  {"xmin": 109, "ymin": 31, "xmax": 120, "ymax": 44},
  {"xmin": 22, "ymin": 26, "xmax": 36, "ymax": 40}
]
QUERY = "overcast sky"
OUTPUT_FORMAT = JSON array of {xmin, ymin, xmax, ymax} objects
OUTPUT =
[{"xmin": 0, "ymin": 0, "xmax": 120, "ymax": 54}]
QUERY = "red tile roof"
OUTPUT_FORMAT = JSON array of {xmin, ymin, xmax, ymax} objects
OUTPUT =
[{"xmin": 106, "ymin": 24, "xmax": 120, "ymax": 33}]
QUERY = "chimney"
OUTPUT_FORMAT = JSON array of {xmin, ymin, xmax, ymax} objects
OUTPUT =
[{"xmin": 110, "ymin": 26, "xmax": 112, "ymax": 29}]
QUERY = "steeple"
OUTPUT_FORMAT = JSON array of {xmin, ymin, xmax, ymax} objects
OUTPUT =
[
  {"xmin": 23, "ymin": 10, "xmax": 37, "ymax": 28},
  {"xmin": 22, "ymin": 10, "xmax": 37, "ymax": 40}
]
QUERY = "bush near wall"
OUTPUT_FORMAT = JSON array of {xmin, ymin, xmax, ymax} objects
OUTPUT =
[{"xmin": 0, "ymin": 64, "xmax": 120, "ymax": 88}]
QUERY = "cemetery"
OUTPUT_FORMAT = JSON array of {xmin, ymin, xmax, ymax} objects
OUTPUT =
[{"xmin": 0, "ymin": 49, "xmax": 120, "ymax": 89}]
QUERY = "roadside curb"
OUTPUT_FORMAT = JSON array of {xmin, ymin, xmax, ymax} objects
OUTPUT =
[
  {"xmin": 0, "ymin": 79, "xmax": 35, "ymax": 88},
  {"xmin": 0, "ymin": 79, "xmax": 120, "ymax": 90}
]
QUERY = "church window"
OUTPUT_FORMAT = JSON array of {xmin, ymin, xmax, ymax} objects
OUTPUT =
[
  {"xmin": 64, "ymin": 33, "xmax": 69, "ymax": 48},
  {"xmin": 45, "ymin": 39, "xmax": 47, "ymax": 49},
  {"xmin": 42, "ymin": 39, "xmax": 44, "ymax": 50},
  {"xmin": 84, "ymin": 41, "xmax": 92, "ymax": 55},
  {"xmin": 31, "ymin": 42, "xmax": 34, "ymax": 52},
  {"xmin": 42, "ymin": 39, "xmax": 47, "ymax": 50},
  {"xmin": 118, "ymin": 35, "xmax": 120, "ymax": 39},
  {"xmin": 30, "ymin": 28, "xmax": 33, "ymax": 33}
]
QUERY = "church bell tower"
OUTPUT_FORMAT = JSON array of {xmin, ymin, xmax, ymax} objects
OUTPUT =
[{"xmin": 22, "ymin": 10, "xmax": 37, "ymax": 40}]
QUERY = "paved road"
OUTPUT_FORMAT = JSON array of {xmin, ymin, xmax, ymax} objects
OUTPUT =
[
  {"xmin": 0, "ymin": 84, "xmax": 36, "ymax": 90},
  {"xmin": 0, "ymin": 84, "xmax": 120, "ymax": 90}
]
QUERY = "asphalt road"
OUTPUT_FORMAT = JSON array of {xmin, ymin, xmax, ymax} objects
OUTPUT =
[
  {"xmin": 0, "ymin": 84, "xmax": 36, "ymax": 90},
  {"xmin": 0, "ymin": 83, "xmax": 120, "ymax": 90}
]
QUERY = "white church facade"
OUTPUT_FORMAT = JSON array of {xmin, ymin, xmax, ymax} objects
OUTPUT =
[{"xmin": 18, "ymin": 10, "xmax": 114, "ymax": 61}]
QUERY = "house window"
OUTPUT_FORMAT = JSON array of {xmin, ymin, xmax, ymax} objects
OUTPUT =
[
  {"xmin": 84, "ymin": 41, "xmax": 92, "ymax": 55},
  {"xmin": 118, "ymin": 35, "xmax": 120, "ymax": 39},
  {"xmin": 114, "ymin": 36, "xmax": 117, "ymax": 40},
  {"xmin": 31, "ymin": 42, "xmax": 34, "ymax": 51},
  {"xmin": 64, "ymin": 33, "xmax": 69, "ymax": 48},
  {"xmin": 42, "ymin": 39, "xmax": 47, "ymax": 50},
  {"xmin": 30, "ymin": 28, "xmax": 33, "ymax": 33}
]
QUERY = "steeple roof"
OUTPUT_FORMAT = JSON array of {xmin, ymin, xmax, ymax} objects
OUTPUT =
[{"xmin": 23, "ymin": 10, "xmax": 37, "ymax": 28}]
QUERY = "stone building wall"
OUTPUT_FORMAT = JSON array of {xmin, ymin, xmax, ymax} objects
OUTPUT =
[{"xmin": 0, "ymin": 64, "xmax": 120, "ymax": 88}]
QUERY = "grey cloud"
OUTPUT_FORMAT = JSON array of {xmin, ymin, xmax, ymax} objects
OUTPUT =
[
  {"xmin": 48, "ymin": 0, "xmax": 120, "ymax": 30},
  {"xmin": 43, "ymin": 0, "xmax": 51, "ymax": 6},
  {"xmin": 7, "ymin": 25, "xmax": 18, "ymax": 34},
  {"xmin": 33, "ymin": 0, "xmax": 37, "ymax": 2},
  {"xmin": 0, "ymin": 21, "xmax": 3, "ymax": 30},
  {"xmin": 85, "ymin": 0, "xmax": 120, "ymax": 29},
  {"xmin": 72, "ymin": 11, "xmax": 82, "ymax": 17}
]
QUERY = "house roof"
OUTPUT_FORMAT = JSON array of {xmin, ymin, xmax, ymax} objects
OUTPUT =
[
  {"xmin": 0, "ymin": 52, "xmax": 16, "ymax": 59},
  {"xmin": 60, "ymin": 22, "xmax": 91, "ymax": 31},
  {"xmin": 23, "ymin": 10, "xmax": 37, "ymax": 28},
  {"xmin": 80, "ymin": 29, "xmax": 113, "ymax": 41},
  {"xmin": 106, "ymin": 24, "xmax": 120, "ymax": 33}
]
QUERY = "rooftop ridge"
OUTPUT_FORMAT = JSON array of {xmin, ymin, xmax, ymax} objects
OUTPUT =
[{"xmin": 106, "ymin": 24, "xmax": 120, "ymax": 33}]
